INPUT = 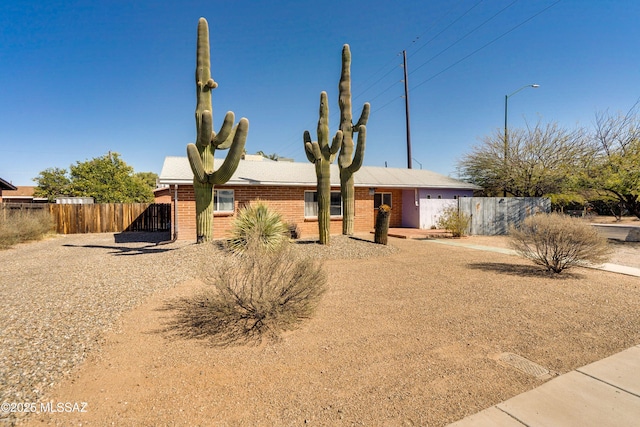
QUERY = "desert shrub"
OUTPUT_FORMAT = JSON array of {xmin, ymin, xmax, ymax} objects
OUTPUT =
[
  {"xmin": 0, "ymin": 208, "xmax": 53, "ymax": 249},
  {"xmin": 509, "ymin": 212, "xmax": 612, "ymax": 273},
  {"xmin": 165, "ymin": 245, "xmax": 327, "ymax": 345},
  {"xmin": 437, "ymin": 205, "xmax": 471, "ymax": 237},
  {"xmin": 227, "ymin": 200, "xmax": 289, "ymax": 253}
]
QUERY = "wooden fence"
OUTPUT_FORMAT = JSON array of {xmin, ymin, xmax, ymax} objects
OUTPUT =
[
  {"xmin": 1, "ymin": 203, "xmax": 171, "ymax": 234},
  {"xmin": 458, "ymin": 197, "xmax": 551, "ymax": 235}
]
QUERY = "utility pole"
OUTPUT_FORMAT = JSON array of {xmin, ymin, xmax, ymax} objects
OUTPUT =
[{"xmin": 402, "ymin": 50, "xmax": 412, "ymax": 169}]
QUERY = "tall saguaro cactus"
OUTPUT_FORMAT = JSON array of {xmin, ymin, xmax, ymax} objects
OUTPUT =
[
  {"xmin": 304, "ymin": 92, "xmax": 343, "ymax": 245},
  {"xmin": 187, "ymin": 17, "xmax": 248, "ymax": 243},
  {"xmin": 338, "ymin": 44, "xmax": 370, "ymax": 235}
]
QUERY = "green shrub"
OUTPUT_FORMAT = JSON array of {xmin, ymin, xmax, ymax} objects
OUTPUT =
[
  {"xmin": 164, "ymin": 245, "xmax": 327, "ymax": 345},
  {"xmin": 509, "ymin": 212, "xmax": 612, "ymax": 274},
  {"xmin": 437, "ymin": 205, "xmax": 471, "ymax": 237},
  {"xmin": 0, "ymin": 208, "xmax": 53, "ymax": 249},
  {"xmin": 227, "ymin": 200, "xmax": 289, "ymax": 254}
]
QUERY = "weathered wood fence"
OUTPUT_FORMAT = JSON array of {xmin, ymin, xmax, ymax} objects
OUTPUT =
[
  {"xmin": 458, "ymin": 197, "xmax": 551, "ymax": 235},
  {"xmin": 1, "ymin": 203, "xmax": 171, "ymax": 234}
]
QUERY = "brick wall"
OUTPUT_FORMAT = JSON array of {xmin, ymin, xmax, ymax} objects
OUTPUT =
[
  {"xmin": 165, "ymin": 184, "xmax": 376, "ymax": 241},
  {"xmin": 373, "ymin": 189, "xmax": 404, "ymax": 227}
]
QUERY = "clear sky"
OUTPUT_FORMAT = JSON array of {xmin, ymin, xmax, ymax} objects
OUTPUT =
[{"xmin": 2, "ymin": 0, "xmax": 639, "ymax": 186}]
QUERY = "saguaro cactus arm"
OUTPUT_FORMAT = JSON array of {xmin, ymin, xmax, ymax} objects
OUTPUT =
[
  {"xmin": 304, "ymin": 92, "xmax": 343, "ymax": 163},
  {"xmin": 209, "ymin": 117, "xmax": 248, "ymax": 184},
  {"xmin": 346, "ymin": 124, "xmax": 366, "ymax": 173},
  {"xmin": 354, "ymin": 102, "xmax": 370, "ymax": 130}
]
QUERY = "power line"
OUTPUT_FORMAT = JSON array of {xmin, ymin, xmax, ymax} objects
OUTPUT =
[
  {"xmin": 411, "ymin": 0, "xmax": 562, "ymax": 92},
  {"xmin": 408, "ymin": 0, "xmax": 485, "ymax": 59},
  {"xmin": 409, "ymin": 0, "xmax": 519, "ymax": 76},
  {"xmin": 275, "ymin": 0, "xmax": 562, "ymax": 160}
]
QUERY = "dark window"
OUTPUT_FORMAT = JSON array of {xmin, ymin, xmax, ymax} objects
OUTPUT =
[{"xmin": 374, "ymin": 193, "xmax": 392, "ymax": 208}]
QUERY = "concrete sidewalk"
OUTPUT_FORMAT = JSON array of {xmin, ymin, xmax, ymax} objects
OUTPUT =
[
  {"xmin": 409, "ymin": 235, "xmax": 640, "ymax": 426},
  {"xmin": 448, "ymin": 345, "xmax": 640, "ymax": 427}
]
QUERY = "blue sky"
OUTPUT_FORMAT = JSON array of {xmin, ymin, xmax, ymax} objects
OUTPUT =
[{"xmin": 2, "ymin": 0, "xmax": 639, "ymax": 186}]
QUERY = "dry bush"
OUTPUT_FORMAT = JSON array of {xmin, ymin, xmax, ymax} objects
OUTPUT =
[
  {"xmin": 0, "ymin": 208, "xmax": 53, "ymax": 249},
  {"xmin": 164, "ymin": 244, "xmax": 326, "ymax": 346},
  {"xmin": 437, "ymin": 205, "xmax": 471, "ymax": 237},
  {"xmin": 509, "ymin": 212, "xmax": 612, "ymax": 273}
]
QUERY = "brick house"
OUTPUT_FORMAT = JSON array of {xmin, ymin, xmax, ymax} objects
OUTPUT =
[
  {"xmin": 0, "ymin": 186, "xmax": 48, "ymax": 204},
  {"xmin": 157, "ymin": 156, "xmax": 479, "ymax": 241}
]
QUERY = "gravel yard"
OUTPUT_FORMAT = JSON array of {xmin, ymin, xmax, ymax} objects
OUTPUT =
[
  {"xmin": 0, "ymin": 233, "xmax": 204, "ymax": 423},
  {"xmin": 2, "ymin": 232, "xmax": 639, "ymax": 426}
]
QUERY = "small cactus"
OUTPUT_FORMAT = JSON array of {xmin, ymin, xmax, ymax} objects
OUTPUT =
[
  {"xmin": 304, "ymin": 92, "xmax": 343, "ymax": 245},
  {"xmin": 338, "ymin": 44, "xmax": 369, "ymax": 236},
  {"xmin": 186, "ymin": 18, "xmax": 248, "ymax": 243},
  {"xmin": 374, "ymin": 204, "xmax": 391, "ymax": 245}
]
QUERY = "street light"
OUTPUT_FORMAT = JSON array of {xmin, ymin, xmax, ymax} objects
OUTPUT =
[{"xmin": 503, "ymin": 83, "xmax": 539, "ymax": 196}]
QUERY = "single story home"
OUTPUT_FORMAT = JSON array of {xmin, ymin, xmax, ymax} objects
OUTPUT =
[
  {"xmin": 0, "ymin": 177, "xmax": 17, "ymax": 202},
  {"xmin": 0, "ymin": 186, "xmax": 48, "ymax": 204},
  {"xmin": 157, "ymin": 155, "xmax": 480, "ymax": 241}
]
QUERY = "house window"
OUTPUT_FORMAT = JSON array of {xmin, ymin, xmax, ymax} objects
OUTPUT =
[
  {"xmin": 304, "ymin": 191, "xmax": 342, "ymax": 217},
  {"xmin": 374, "ymin": 192, "xmax": 392, "ymax": 208},
  {"xmin": 214, "ymin": 189, "xmax": 234, "ymax": 212}
]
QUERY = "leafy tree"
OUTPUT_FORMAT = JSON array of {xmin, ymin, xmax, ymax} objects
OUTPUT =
[
  {"xmin": 135, "ymin": 171, "xmax": 159, "ymax": 190},
  {"xmin": 33, "ymin": 167, "xmax": 72, "ymax": 202},
  {"xmin": 34, "ymin": 152, "xmax": 154, "ymax": 203},
  {"xmin": 69, "ymin": 152, "xmax": 154, "ymax": 203},
  {"xmin": 458, "ymin": 122, "xmax": 589, "ymax": 197},
  {"xmin": 584, "ymin": 106, "xmax": 640, "ymax": 218}
]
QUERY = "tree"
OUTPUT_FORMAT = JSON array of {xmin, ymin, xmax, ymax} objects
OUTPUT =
[
  {"xmin": 33, "ymin": 153, "xmax": 154, "ymax": 203},
  {"xmin": 135, "ymin": 172, "xmax": 159, "ymax": 190},
  {"xmin": 584, "ymin": 105, "xmax": 640, "ymax": 218},
  {"xmin": 255, "ymin": 151, "xmax": 280, "ymax": 161},
  {"xmin": 458, "ymin": 122, "xmax": 589, "ymax": 197},
  {"xmin": 69, "ymin": 152, "xmax": 154, "ymax": 203},
  {"xmin": 33, "ymin": 167, "xmax": 72, "ymax": 202}
]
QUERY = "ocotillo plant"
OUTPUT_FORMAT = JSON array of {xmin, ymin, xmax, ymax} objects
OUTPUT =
[
  {"xmin": 187, "ymin": 17, "xmax": 248, "ymax": 243},
  {"xmin": 304, "ymin": 92, "xmax": 343, "ymax": 245},
  {"xmin": 338, "ymin": 44, "xmax": 370, "ymax": 235}
]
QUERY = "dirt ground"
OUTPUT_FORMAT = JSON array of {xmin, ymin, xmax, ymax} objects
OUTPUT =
[{"xmin": 25, "ymin": 235, "xmax": 640, "ymax": 427}]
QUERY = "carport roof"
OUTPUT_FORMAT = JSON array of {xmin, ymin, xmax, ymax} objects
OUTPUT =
[{"xmin": 159, "ymin": 156, "xmax": 480, "ymax": 190}]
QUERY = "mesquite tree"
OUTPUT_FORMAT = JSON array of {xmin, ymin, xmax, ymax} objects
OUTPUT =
[
  {"xmin": 338, "ymin": 44, "xmax": 369, "ymax": 235},
  {"xmin": 186, "ymin": 18, "xmax": 248, "ymax": 243},
  {"xmin": 304, "ymin": 92, "xmax": 343, "ymax": 245}
]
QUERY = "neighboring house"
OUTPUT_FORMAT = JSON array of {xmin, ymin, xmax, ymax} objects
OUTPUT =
[
  {"xmin": 157, "ymin": 156, "xmax": 480, "ymax": 241},
  {"xmin": 1, "ymin": 186, "xmax": 48, "ymax": 204},
  {"xmin": 0, "ymin": 178, "xmax": 18, "ymax": 203}
]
